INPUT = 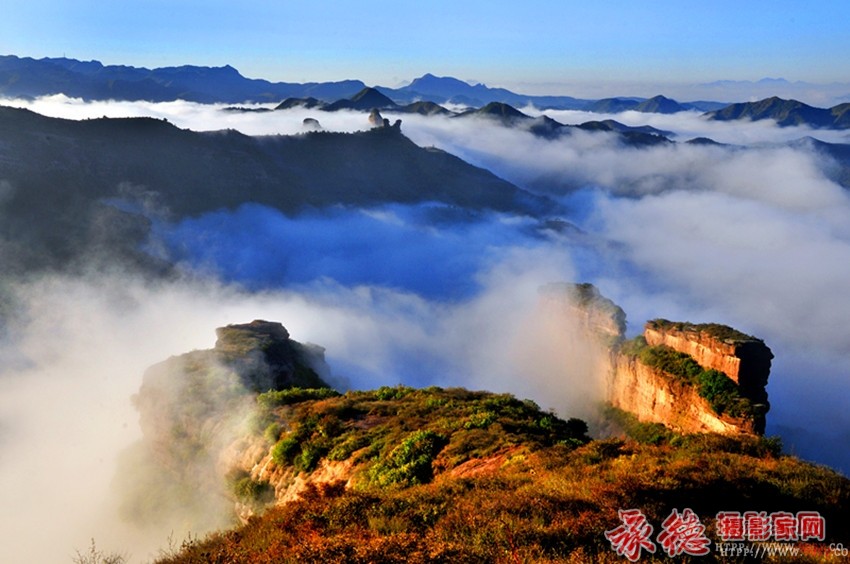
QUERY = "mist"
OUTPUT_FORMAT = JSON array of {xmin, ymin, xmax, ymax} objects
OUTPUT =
[{"xmin": 1, "ymin": 95, "xmax": 849, "ymax": 560}]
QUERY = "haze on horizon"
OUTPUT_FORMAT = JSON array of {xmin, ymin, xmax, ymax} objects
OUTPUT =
[
  {"xmin": 2, "ymin": 4, "xmax": 850, "ymax": 560},
  {"xmin": 3, "ymin": 0, "xmax": 850, "ymax": 104}
]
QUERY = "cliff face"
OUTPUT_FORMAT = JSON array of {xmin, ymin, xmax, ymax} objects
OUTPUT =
[
  {"xmin": 538, "ymin": 282, "xmax": 626, "ymax": 342},
  {"xmin": 643, "ymin": 319, "xmax": 772, "ymax": 403},
  {"xmin": 609, "ymin": 354, "xmax": 760, "ymax": 435},
  {"xmin": 118, "ymin": 320, "xmax": 331, "ymax": 529},
  {"xmin": 545, "ymin": 283, "xmax": 770, "ymax": 436}
]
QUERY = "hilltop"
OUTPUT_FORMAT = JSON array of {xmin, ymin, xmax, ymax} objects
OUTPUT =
[
  {"xmin": 120, "ymin": 317, "xmax": 849, "ymax": 563},
  {"xmin": 704, "ymin": 96, "xmax": 850, "ymax": 129}
]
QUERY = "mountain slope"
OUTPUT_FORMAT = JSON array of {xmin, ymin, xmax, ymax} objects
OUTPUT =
[
  {"xmin": 0, "ymin": 106, "xmax": 544, "ymax": 273},
  {"xmin": 158, "ymin": 433, "xmax": 849, "ymax": 563},
  {"xmin": 325, "ymin": 87, "xmax": 399, "ymax": 111},
  {"xmin": 383, "ymin": 72, "xmax": 593, "ymax": 110},
  {"xmin": 587, "ymin": 97, "xmax": 643, "ymax": 113},
  {"xmin": 634, "ymin": 95, "xmax": 686, "ymax": 114},
  {"xmin": 152, "ymin": 379, "xmax": 849, "ymax": 563},
  {"xmin": 704, "ymin": 96, "xmax": 850, "ymax": 128},
  {"xmin": 137, "ymin": 317, "xmax": 850, "ymax": 563}
]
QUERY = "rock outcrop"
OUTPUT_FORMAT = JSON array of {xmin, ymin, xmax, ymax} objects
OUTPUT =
[
  {"xmin": 643, "ymin": 319, "xmax": 772, "ymax": 403},
  {"xmin": 545, "ymin": 283, "xmax": 771, "ymax": 436},
  {"xmin": 539, "ymin": 282, "xmax": 626, "ymax": 343},
  {"xmin": 119, "ymin": 320, "xmax": 331, "ymax": 529},
  {"xmin": 302, "ymin": 117, "xmax": 322, "ymax": 130},
  {"xmin": 608, "ymin": 354, "xmax": 752, "ymax": 434}
]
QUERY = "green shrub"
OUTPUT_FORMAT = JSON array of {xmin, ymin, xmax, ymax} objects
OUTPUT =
[
  {"xmin": 231, "ymin": 476, "xmax": 274, "ymax": 505},
  {"xmin": 463, "ymin": 410, "xmax": 497, "ymax": 429},
  {"xmin": 697, "ymin": 369, "xmax": 739, "ymax": 415},
  {"xmin": 619, "ymin": 335, "xmax": 649, "ymax": 357},
  {"xmin": 603, "ymin": 406, "xmax": 675, "ymax": 445},
  {"xmin": 638, "ymin": 345, "xmax": 703, "ymax": 382},
  {"xmin": 328, "ymin": 434, "xmax": 371, "ymax": 461},
  {"xmin": 369, "ymin": 430, "xmax": 447, "ymax": 487},
  {"xmin": 263, "ymin": 422, "xmax": 282, "ymax": 444},
  {"xmin": 374, "ymin": 385, "xmax": 414, "ymax": 401},
  {"xmin": 271, "ymin": 435, "xmax": 300, "ymax": 466},
  {"xmin": 295, "ymin": 441, "xmax": 327, "ymax": 473},
  {"xmin": 257, "ymin": 387, "xmax": 340, "ymax": 409}
]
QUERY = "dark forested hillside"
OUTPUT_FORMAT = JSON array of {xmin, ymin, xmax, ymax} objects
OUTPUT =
[{"xmin": 0, "ymin": 106, "xmax": 543, "ymax": 273}]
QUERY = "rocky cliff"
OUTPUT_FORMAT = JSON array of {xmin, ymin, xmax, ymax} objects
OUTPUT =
[
  {"xmin": 643, "ymin": 319, "xmax": 772, "ymax": 403},
  {"xmin": 538, "ymin": 282, "xmax": 626, "ymax": 343},
  {"xmin": 609, "ymin": 350, "xmax": 763, "ymax": 435},
  {"xmin": 544, "ymin": 283, "xmax": 771, "ymax": 435},
  {"xmin": 117, "ymin": 320, "xmax": 331, "ymax": 529}
]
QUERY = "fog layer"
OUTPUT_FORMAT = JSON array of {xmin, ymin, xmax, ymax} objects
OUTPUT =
[{"xmin": 1, "ymin": 96, "xmax": 849, "ymax": 561}]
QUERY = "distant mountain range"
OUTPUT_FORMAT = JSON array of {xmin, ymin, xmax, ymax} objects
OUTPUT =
[
  {"xmin": 0, "ymin": 55, "xmax": 367, "ymax": 103},
  {"xmin": 0, "ymin": 105, "xmax": 544, "ymax": 274},
  {"xmin": 0, "ymin": 55, "xmax": 710, "ymax": 111},
  {"xmin": 257, "ymin": 89, "xmax": 673, "ymax": 146},
  {"xmin": 4, "ymin": 56, "xmax": 850, "ymax": 130},
  {"xmin": 586, "ymin": 95, "xmax": 724, "ymax": 113}
]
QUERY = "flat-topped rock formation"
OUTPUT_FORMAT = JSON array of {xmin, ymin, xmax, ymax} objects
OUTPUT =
[{"xmin": 643, "ymin": 319, "xmax": 772, "ymax": 403}]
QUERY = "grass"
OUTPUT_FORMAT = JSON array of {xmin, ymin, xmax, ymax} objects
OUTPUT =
[
  {"xmin": 157, "ymin": 428, "xmax": 850, "ymax": 563},
  {"xmin": 258, "ymin": 387, "xmax": 591, "ymax": 482},
  {"xmin": 151, "ymin": 383, "xmax": 850, "ymax": 563},
  {"xmin": 646, "ymin": 318, "xmax": 758, "ymax": 344}
]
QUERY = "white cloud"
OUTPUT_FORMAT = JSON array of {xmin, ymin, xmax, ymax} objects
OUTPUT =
[{"xmin": 1, "ymin": 96, "xmax": 850, "ymax": 559}]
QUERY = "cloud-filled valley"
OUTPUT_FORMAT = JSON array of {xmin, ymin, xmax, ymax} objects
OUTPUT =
[{"xmin": 1, "ymin": 95, "xmax": 850, "ymax": 561}]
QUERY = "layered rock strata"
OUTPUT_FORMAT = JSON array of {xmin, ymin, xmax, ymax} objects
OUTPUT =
[
  {"xmin": 544, "ymin": 283, "xmax": 771, "ymax": 435},
  {"xmin": 643, "ymin": 319, "xmax": 772, "ymax": 404}
]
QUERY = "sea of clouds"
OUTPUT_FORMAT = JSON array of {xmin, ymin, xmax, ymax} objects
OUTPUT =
[{"xmin": 1, "ymin": 95, "xmax": 849, "ymax": 561}]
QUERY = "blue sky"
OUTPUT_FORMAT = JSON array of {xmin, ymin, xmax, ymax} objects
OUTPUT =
[{"xmin": 2, "ymin": 0, "xmax": 849, "ymax": 94}]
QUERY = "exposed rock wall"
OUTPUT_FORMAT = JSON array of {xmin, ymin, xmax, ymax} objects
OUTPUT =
[
  {"xmin": 222, "ymin": 433, "xmax": 356, "ymax": 523},
  {"xmin": 121, "ymin": 320, "xmax": 332, "ymax": 527},
  {"xmin": 538, "ymin": 282, "xmax": 626, "ymax": 342},
  {"xmin": 544, "ymin": 283, "xmax": 770, "ymax": 436},
  {"xmin": 609, "ymin": 354, "xmax": 760, "ymax": 435},
  {"xmin": 643, "ymin": 320, "xmax": 772, "ymax": 403}
]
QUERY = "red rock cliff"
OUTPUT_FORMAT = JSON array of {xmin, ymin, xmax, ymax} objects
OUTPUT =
[
  {"xmin": 643, "ymin": 319, "xmax": 772, "ymax": 404},
  {"xmin": 608, "ymin": 354, "xmax": 759, "ymax": 434},
  {"xmin": 543, "ymin": 284, "xmax": 771, "ymax": 436}
]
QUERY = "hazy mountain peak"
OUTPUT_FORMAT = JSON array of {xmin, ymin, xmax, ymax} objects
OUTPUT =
[{"xmin": 704, "ymin": 96, "xmax": 848, "ymax": 128}]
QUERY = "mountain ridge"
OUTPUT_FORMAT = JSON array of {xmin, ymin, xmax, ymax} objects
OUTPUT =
[
  {"xmin": 129, "ymin": 316, "xmax": 850, "ymax": 562},
  {"xmin": 704, "ymin": 96, "xmax": 850, "ymax": 129},
  {"xmin": 0, "ymin": 55, "xmax": 712, "ymax": 112},
  {"xmin": 0, "ymin": 105, "xmax": 546, "ymax": 274}
]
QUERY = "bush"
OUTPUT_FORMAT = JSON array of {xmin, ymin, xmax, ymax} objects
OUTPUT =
[
  {"xmin": 271, "ymin": 435, "xmax": 300, "ymax": 466},
  {"xmin": 697, "ymin": 369, "xmax": 739, "ymax": 415},
  {"xmin": 638, "ymin": 345, "xmax": 703, "ymax": 382},
  {"xmin": 603, "ymin": 406, "xmax": 675, "ymax": 445},
  {"xmin": 295, "ymin": 441, "xmax": 327, "ymax": 473},
  {"xmin": 263, "ymin": 422, "xmax": 282, "ymax": 443},
  {"xmin": 231, "ymin": 475, "xmax": 274, "ymax": 505},
  {"xmin": 369, "ymin": 430, "xmax": 447, "ymax": 487},
  {"xmin": 257, "ymin": 387, "xmax": 339, "ymax": 409},
  {"xmin": 374, "ymin": 385, "xmax": 414, "ymax": 401}
]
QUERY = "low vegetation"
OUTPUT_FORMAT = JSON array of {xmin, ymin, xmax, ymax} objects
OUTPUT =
[
  {"xmin": 646, "ymin": 318, "xmax": 758, "ymax": 343},
  {"xmin": 154, "ymin": 385, "xmax": 849, "ymax": 563},
  {"xmin": 257, "ymin": 385, "xmax": 590, "ymax": 480}
]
